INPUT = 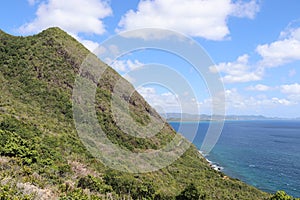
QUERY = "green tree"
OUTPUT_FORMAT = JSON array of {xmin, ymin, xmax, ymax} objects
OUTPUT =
[{"xmin": 176, "ymin": 183, "xmax": 205, "ymax": 200}]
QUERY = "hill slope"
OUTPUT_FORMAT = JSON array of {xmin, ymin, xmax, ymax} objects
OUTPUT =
[{"xmin": 0, "ymin": 28, "xmax": 269, "ymax": 199}]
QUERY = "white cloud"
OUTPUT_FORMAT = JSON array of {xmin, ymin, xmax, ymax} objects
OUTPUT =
[
  {"xmin": 79, "ymin": 39, "xmax": 100, "ymax": 52},
  {"xmin": 137, "ymin": 86, "xmax": 201, "ymax": 114},
  {"xmin": 210, "ymin": 54, "xmax": 263, "ymax": 83},
  {"xmin": 214, "ymin": 23, "xmax": 300, "ymax": 84},
  {"xmin": 246, "ymin": 84, "xmax": 271, "ymax": 91},
  {"xmin": 223, "ymin": 88, "xmax": 294, "ymax": 111},
  {"xmin": 70, "ymin": 33, "xmax": 100, "ymax": 52},
  {"xmin": 126, "ymin": 60, "xmax": 144, "ymax": 70},
  {"xmin": 20, "ymin": 0, "xmax": 112, "ymax": 50},
  {"xmin": 280, "ymin": 83, "xmax": 300, "ymax": 94},
  {"xmin": 241, "ymin": 83, "xmax": 300, "ymax": 106},
  {"xmin": 194, "ymin": 21, "xmax": 300, "ymax": 114},
  {"xmin": 268, "ymin": 98, "xmax": 292, "ymax": 106},
  {"xmin": 117, "ymin": 0, "xmax": 259, "ymax": 40},
  {"xmin": 279, "ymin": 21, "xmax": 300, "ymax": 40},
  {"xmin": 110, "ymin": 60, "xmax": 127, "ymax": 72},
  {"xmin": 230, "ymin": 0, "xmax": 260, "ymax": 19},
  {"xmin": 109, "ymin": 59, "xmax": 144, "ymax": 72},
  {"xmin": 224, "ymin": 88, "xmax": 247, "ymax": 108},
  {"xmin": 256, "ymin": 27, "xmax": 300, "ymax": 67},
  {"xmin": 286, "ymin": 95, "xmax": 300, "ymax": 105},
  {"xmin": 137, "ymin": 85, "xmax": 298, "ymax": 116},
  {"xmin": 242, "ymin": 83, "xmax": 300, "ymax": 105},
  {"xmin": 20, "ymin": 0, "xmax": 112, "ymax": 35},
  {"xmin": 137, "ymin": 87, "xmax": 181, "ymax": 113},
  {"xmin": 257, "ymin": 38, "xmax": 300, "ymax": 67},
  {"xmin": 28, "ymin": 0, "xmax": 39, "ymax": 6}
]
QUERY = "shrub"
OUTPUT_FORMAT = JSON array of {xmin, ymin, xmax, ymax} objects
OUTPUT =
[
  {"xmin": 0, "ymin": 130, "xmax": 38, "ymax": 165},
  {"xmin": 77, "ymin": 175, "xmax": 112, "ymax": 193},
  {"xmin": 270, "ymin": 191, "xmax": 294, "ymax": 200},
  {"xmin": 176, "ymin": 183, "xmax": 206, "ymax": 200}
]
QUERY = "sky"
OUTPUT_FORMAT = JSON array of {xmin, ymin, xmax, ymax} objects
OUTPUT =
[{"xmin": 1, "ymin": 0, "xmax": 300, "ymax": 118}]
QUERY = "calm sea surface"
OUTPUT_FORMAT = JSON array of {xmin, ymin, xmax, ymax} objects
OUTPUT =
[{"xmin": 169, "ymin": 120, "xmax": 300, "ymax": 197}]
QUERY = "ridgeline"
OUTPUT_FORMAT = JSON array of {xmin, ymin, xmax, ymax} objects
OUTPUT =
[{"xmin": 0, "ymin": 28, "xmax": 289, "ymax": 199}]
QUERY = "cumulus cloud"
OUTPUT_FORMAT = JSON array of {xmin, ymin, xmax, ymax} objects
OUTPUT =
[
  {"xmin": 257, "ymin": 38, "xmax": 300, "ymax": 67},
  {"xmin": 246, "ymin": 84, "xmax": 271, "ymax": 91},
  {"xmin": 256, "ymin": 27, "xmax": 300, "ymax": 67},
  {"xmin": 137, "ymin": 85, "xmax": 298, "ymax": 115},
  {"xmin": 267, "ymin": 98, "xmax": 292, "ymax": 106},
  {"xmin": 137, "ymin": 87, "xmax": 181, "ymax": 113},
  {"xmin": 110, "ymin": 59, "xmax": 144, "ymax": 72},
  {"xmin": 196, "ymin": 88, "xmax": 295, "ymax": 117},
  {"xmin": 230, "ymin": 0, "xmax": 260, "ymax": 19},
  {"xmin": 213, "ymin": 22, "xmax": 300, "ymax": 83},
  {"xmin": 69, "ymin": 33, "xmax": 100, "ymax": 51},
  {"xmin": 137, "ymin": 86, "xmax": 202, "ymax": 114},
  {"xmin": 210, "ymin": 54, "xmax": 263, "ymax": 83},
  {"xmin": 280, "ymin": 83, "xmax": 300, "ymax": 94},
  {"xmin": 242, "ymin": 83, "xmax": 300, "ymax": 106},
  {"xmin": 224, "ymin": 88, "xmax": 248, "ymax": 108},
  {"xmin": 223, "ymin": 88, "xmax": 294, "ymax": 110},
  {"xmin": 117, "ymin": 0, "xmax": 260, "ymax": 40},
  {"xmin": 20, "ymin": 0, "xmax": 112, "ymax": 35},
  {"xmin": 243, "ymin": 83, "xmax": 300, "ymax": 105},
  {"xmin": 20, "ymin": 0, "xmax": 112, "ymax": 50},
  {"xmin": 79, "ymin": 39, "xmax": 100, "ymax": 52}
]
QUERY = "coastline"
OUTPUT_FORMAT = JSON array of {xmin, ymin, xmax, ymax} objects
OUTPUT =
[
  {"xmin": 170, "ymin": 120, "xmax": 300, "ymax": 197},
  {"xmin": 199, "ymin": 151, "xmax": 224, "ymax": 172}
]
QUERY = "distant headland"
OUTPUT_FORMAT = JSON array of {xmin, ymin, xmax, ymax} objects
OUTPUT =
[{"xmin": 163, "ymin": 113, "xmax": 300, "ymax": 121}]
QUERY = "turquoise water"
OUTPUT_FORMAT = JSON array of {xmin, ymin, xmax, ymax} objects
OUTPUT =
[{"xmin": 169, "ymin": 120, "xmax": 300, "ymax": 197}]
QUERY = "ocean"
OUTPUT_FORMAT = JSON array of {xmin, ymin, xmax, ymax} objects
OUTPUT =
[{"xmin": 169, "ymin": 120, "xmax": 300, "ymax": 197}]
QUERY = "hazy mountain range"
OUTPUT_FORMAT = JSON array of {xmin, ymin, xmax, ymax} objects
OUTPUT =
[{"xmin": 164, "ymin": 113, "xmax": 299, "ymax": 121}]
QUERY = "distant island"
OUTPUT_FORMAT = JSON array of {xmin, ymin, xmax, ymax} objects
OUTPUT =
[{"xmin": 164, "ymin": 113, "xmax": 299, "ymax": 121}]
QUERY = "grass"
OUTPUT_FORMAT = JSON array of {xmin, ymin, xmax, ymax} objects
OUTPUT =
[{"xmin": 0, "ymin": 27, "xmax": 296, "ymax": 199}]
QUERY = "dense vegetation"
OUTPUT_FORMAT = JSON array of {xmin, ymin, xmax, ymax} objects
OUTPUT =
[{"xmin": 0, "ymin": 28, "xmax": 297, "ymax": 199}]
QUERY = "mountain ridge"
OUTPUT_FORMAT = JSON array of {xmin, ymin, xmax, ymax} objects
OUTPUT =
[
  {"xmin": 0, "ymin": 27, "xmax": 276, "ymax": 199},
  {"xmin": 164, "ymin": 113, "xmax": 294, "ymax": 121}
]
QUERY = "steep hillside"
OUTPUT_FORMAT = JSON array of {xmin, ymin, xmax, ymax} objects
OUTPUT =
[{"xmin": 0, "ymin": 28, "xmax": 270, "ymax": 199}]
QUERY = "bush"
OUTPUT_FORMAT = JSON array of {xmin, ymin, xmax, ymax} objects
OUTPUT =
[
  {"xmin": 270, "ymin": 191, "xmax": 294, "ymax": 200},
  {"xmin": 59, "ymin": 188, "xmax": 90, "ymax": 200},
  {"xmin": 0, "ymin": 129, "xmax": 38, "ymax": 165},
  {"xmin": 176, "ymin": 183, "xmax": 206, "ymax": 200},
  {"xmin": 0, "ymin": 184, "xmax": 33, "ymax": 200},
  {"xmin": 103, "ymin": 170, "xmax": 156, "ymax": 199},
  {"xmin": 77, "ymin": 175, "xmax": 112, "ymax": 193}
]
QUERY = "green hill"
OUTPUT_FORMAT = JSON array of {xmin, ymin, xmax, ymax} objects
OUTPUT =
[{"xmin": 0, "ymin": 27, "xmax": 273, "ymax": 199}]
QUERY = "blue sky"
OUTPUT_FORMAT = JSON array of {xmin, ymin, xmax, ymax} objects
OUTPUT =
[{"xmin": 1, "ymin": 0, "xmax": 300, "ymax": 118}]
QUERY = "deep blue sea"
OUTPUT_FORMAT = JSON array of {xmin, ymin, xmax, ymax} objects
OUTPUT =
[{"xmin": 169, "ymin": 120, "xmax": 300, "ymax": 197}]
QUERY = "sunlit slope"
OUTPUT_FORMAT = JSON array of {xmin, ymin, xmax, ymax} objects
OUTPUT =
[{"xmin": 0, "ymin": 27, "xmax": 268, "ymax": 199}]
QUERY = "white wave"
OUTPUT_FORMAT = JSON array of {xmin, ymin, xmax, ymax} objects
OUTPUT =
[{"xmin": 199, "ymin": 151, "xmax": 223, "ymax": 171}]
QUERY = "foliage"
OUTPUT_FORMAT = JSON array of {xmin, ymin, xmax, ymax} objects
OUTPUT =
[
  {"xmin": 77, "ymin": 175, "xmax": 112, "ymax": 193},
  {"xmin": 0, "ymin": 27, "xmax": 287, "ymax": 199},
  {"xmin": 0, "ymin": 184, "xmax": 33, "ymax": 200},
  {"xmin": 59, "ymin": 188, "xmax": 93, "ymax": 200},
  {"xmin": 269, "ymin": 191, "xmax": 297, "ymax": 200},
  {"xmin": 0, "ymin": 129, "xmax": 38, "ymax": 165},
  {"xmin": 176, "ymin": 183, "xmax": 205, "ymax": 200},
  {"xmin": 103, "ymin": 170, "xmax": 156, "ymax": 199}
]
